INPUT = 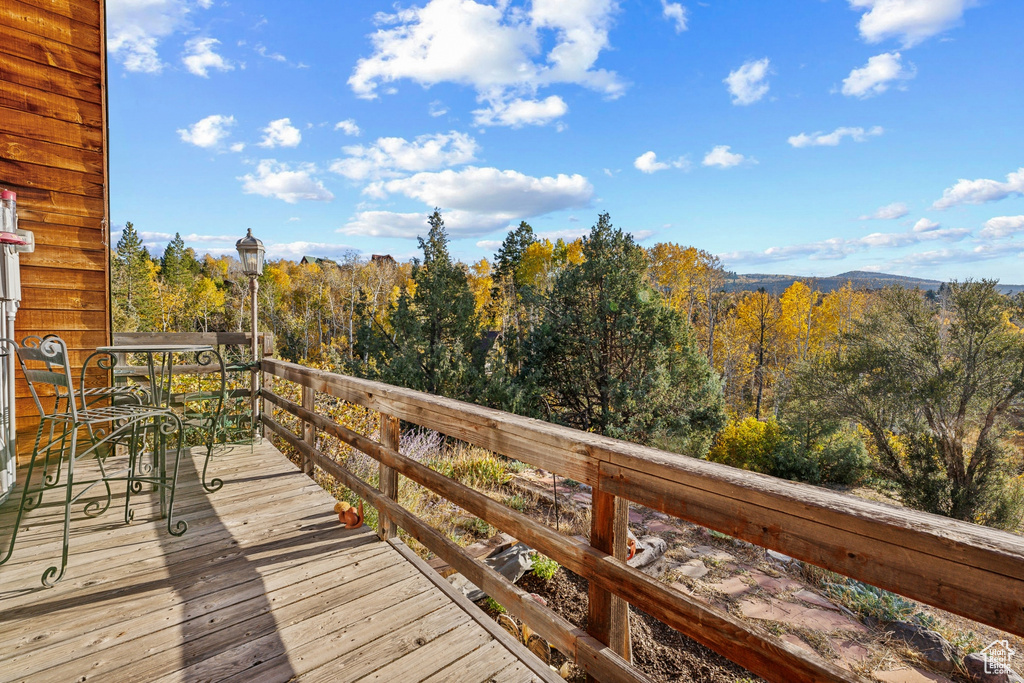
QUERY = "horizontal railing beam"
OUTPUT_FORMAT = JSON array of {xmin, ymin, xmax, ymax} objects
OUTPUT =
[
  {"xmin": 262, "ymin": 357, "xmax": 1024, "ymax": 638},
  {"xmin": 261, "ymin": 413, "xmax": 644, "ymax": 683},
  {"xmin": 263, "ymin": 389, "xmax": 859, "ymax": 683}
]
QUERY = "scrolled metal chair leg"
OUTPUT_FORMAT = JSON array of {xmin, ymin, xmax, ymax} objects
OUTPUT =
[
  {"xmin": 41, "ymin": 429, "xmax": 77, "ymax": 588},
  {"xmin": 163, "ymin": 415, "xmax": 188, "ymax": 537}
]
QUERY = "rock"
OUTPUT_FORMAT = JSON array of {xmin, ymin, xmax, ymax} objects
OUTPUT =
[
  {"xmin": 675, "ymin": 559, "xmax": 709, "ymax": 579},
  {"xmin": 794, "ymin": 588, "xmax": 841, "ymax": 611},
  {"xmin": 873, "ymin": 667, "xmax": 956, "ymax": 683},
  {"xmin": 964, "ymin": 652, "xmax": 1024, "ymax": 683},
  {"xmin": 646, "ymin": 520, "xmax": 679, "ymax": 534},
  {"xmin": 692, "ymin": 545, "xmax": 736, "ymax": 563},
  {"xmin": 885, "ymin": 622, "xmax": 956, "ymax": 672},
  {"xmin": 628, "ymin": 509, "xmax": 644, "ymax": 524},
  {"xmin": 738, "ymin": 598, "xmax": 869, "ymax": 633},
  {"xmin": 449, "ymin": 542, "xmax": 535, "ymax": 601},
  {"xmin": 766, "ymin": 549, "xmax": 796, "ymax": 566},
  {"xmin": 627, "ymin": 535, "xmax": 667, "ymax": 568}
]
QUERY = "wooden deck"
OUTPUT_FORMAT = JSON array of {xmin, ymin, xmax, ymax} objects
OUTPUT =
[{"xmin": 0, "ymin": 441, "xmax": 551, "ymax": 683}]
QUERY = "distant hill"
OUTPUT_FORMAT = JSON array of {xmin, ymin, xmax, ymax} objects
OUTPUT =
[{"xmin": 725, "ymin": 271, "xmax": 1024, "ymax": 296}]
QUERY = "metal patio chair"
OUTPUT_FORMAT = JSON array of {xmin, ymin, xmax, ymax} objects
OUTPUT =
[{"xmin": 0, "ymin": 336, "xmax": 187, "ymax": 587}]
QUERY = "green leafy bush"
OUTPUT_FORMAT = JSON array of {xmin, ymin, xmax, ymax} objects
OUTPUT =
[{"xmin": 532, "ymin": 555, "xmax": 560, "ymax": 581}]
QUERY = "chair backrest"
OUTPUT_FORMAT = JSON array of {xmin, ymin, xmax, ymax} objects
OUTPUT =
[{"xmin": 17, "ymin": 336, "xmax": 77, "ymax": 420}]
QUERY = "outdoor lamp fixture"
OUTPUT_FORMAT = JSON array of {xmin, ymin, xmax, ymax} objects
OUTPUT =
[{"xmin": 236, "ymin": 229, "xmax": 265, "ymax": 436}]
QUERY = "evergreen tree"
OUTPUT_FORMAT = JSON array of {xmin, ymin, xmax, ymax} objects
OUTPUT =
[
  {"xmin": 525, "ymin": 213, "xmax": 726, "ymax": 453},
  {"xmin": 111, "ymin": 222, "xmax": 158, "ymax": 331},
  {"xmin": 358, "ymin": 211, "xmax": 480, "ymax": 398}
]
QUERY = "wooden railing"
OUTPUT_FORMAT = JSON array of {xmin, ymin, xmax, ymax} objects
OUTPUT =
[{"xmin": 261, "ymin": 358, "xmax": 1024, "ymax": 683}]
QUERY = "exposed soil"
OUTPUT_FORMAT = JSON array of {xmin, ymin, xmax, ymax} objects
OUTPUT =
[{"xmin": 515, "ymin": 568, "xmax": 760, "ymax": 683}]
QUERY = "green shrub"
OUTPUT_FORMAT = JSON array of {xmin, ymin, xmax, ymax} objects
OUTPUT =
[
  {"xmin": 483, "ymin": 597, "xmax": 506, "ymax": 614},
  {"xmin": 532, "ymin": 555, "xmax": 560, "ymax": 581}
]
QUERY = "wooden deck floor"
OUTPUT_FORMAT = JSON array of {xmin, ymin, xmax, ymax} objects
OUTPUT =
[{"xmin": 0, "ymin": 441, "xmax": 551, "ymax": 683}]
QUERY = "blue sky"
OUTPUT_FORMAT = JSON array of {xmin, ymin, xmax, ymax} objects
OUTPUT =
[{"xmin": 107, "ymin": 0, "xmax": 1024, "ymax": 281}]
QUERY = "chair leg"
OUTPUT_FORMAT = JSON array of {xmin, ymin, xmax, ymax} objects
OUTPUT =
[
  {"xmin": 164, "ymin": 416, "xmax": 187, "ymax": 537},
  {"xmin": 0, "ymin": 424, "xmax": 47, "ymax": 566},
  {"xmin": 41, "ymin": 429, "xmax": 77, "ymax": 588},
  {"xmin": 124, "ymin": 420, "xmax": 143, "ymax": 524}
]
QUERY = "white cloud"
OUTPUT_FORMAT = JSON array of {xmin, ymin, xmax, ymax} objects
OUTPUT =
[
  {"xmin": 661, "ymin": 1, "xmax": 687, "ymax": 32},
  {"xmin": 106, "ymin": 0, "xmax": 190, "ymax": 73},
  {"xmin": 258, "ymin": 118, "xmax": 302, "ymax": 148},
  {"xmin": 139, "ymin": 231, "xmax": 238, "ymax": 244},
  {"xmin": 335, "ymin": 119, "xmax": 361, "ymax": 136},
  {"xmin": 255, "ymin": 44, "xmax": 287, "ymax": 62},
  {"xmin": 912, "ymin": 218, "xmax": 940, "ymax": 232},
  {"xmin": 850, "ymin": 0, "xmax": 976, "ymax": 48},
  {"xmin": 724, "ymin": 58, "xmax": 771, "ymax": 106},
  {"xmin": 348, "ymin": 0, "xmax": 624, "ymax": 127},
  {"xmin": 702, "ymin": 145, "xmax": 751, "ymax": 169},
  {"xmin": 375, "ymin": 166, "xmax": 593, "ymax": 217},
  {"xmin": 859, "ymin": 202, "xmax": 908, "ymax": 220},
  {"xmin": 330, "ymin": 131, "xmax": 478, "ymax": 182},
  {"xmin": 476, "ymin": 240, "xmax": 503, "ymax": 251},
  {"xmin": 239, "ymin": 160, "xmax": 334, "ymax": 203},
  {"xmin": 182, "ymin": 37, "xmax": 233, "ymax": 77},
  {"xmin": 229, "ymin": 142, "xmax": 246, "ymax": 153},
  {"xmin": 341, "ymin": 210, "xmax": 511, "ymax": 238},
  {"xmin": 932, "ymin": 168, "xmax": 1024, "ymax": 209},
  {"xmin": 980, "ymin": 215, "xmax": 1024, "ymax": 239},
  {"xmin": 197, "ymin": 0, "xmax": 213, "ymax": 8},
  {"xmin": 841, "ymin": 52, "xmax": 915, "ymax": 98},
  {"xmin": 429, "ymin": 100, "xmax": 449, "ymax": 117},
  {"xmin": 788, "ymin": 126, "xmax": 884, "ymax": 148},
  {"xmin": 177, "ymin": 114, "xmax": 235, "ymax": 148},
  {"xmin": 721, "ymin": 225, "xmax": 969, "ymax": 265},
  {"xmin": 264, "ymin": 241, "xmax": 360, "ymax": 259},
  {"xmin": 634, "ymin": 151, "xmax": 689, "ymax": 174},
  {"xmin": 472, "ymin": 96, "xmax": 568, "ymax": 128}
]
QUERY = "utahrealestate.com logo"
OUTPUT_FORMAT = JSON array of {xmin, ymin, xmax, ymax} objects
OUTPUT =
[{"xmin": 981, "ymin": 640, "xmax": 1016, "ymax": 675}]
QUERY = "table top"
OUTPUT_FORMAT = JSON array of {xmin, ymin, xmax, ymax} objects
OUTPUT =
[{"xmin": 96, "ymin": 344, "xmax": 215, "ymax": 353}]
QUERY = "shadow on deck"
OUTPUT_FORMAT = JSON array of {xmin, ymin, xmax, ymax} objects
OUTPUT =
[{"xmin": 0, "ymin": 441, "xmax": 549, "ymax": 683}]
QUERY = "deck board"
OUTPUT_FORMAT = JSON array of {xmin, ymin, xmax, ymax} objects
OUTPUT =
[{"xmin": 0, "ymin": 441, "xmax": 547, "ymax": 682}]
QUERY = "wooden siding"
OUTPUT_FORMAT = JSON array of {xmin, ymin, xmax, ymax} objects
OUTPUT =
[{"xmin": 0, "ymin": 0, "xmax": 111, "ymax": 457}]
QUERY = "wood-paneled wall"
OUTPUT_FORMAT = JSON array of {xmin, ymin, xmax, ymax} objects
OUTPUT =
[{"xmin": 0, "ymin": 0, "xmax": 110, "ymax": 458}]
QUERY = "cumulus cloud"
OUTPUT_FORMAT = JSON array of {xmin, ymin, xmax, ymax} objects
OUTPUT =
[
  {"xmin": 721, "ymin": 225, "xmax": 969, "ymax": 265},
  {"xmin": 477, "ymin": 239, "xmax": 504, "ymax": 251},
  {"xmin": 107, "ymin": 0, "xmax": 190, "ymax": 73},
  {"xmin": 182, "ymin": 37, "xmax": 233, "ymax": 77},
  {"xmin": 859, "ymin": 202, "xmax": 908, "ymax": 220},
  {"xmin": 932, "ymin": 168, "xmax": 1024, "ymax": 209},
  {"xmin": 912, "ymin": 218, "xmax": 940, "ymax": 232},
  {"xmin": 702, "ymin": 145, "xmax": 750, "ymax": 169},
  {"xmin": 724, "ymin": 58, "xmax": 771, "ymax": 106},
  {"xmin": 661, "ymin": 1, "xmax": 687, "ymax": 32},
  {"xmin": 980, "ymin": 215, "xmax": 1024, "ymax": 239},
  {"xmin": 634, "ymin": 151, "xmax": 689, "ymax": 174},
  {"xmin": 330, "ymin": 131, "xmax": 478, "ymax": 181},
  {"xmin": 341, "ymin": 209, "xmax": 514, "ymax": 238},
  {"xmin": 841, "ymin": 52, "xmax": 915, "ymax": 98},
  {"xmin": 348, "ymin": 0, "xmax": 623, "ymax": 127},
  {"xmin": 264, "ymin": 241, "xmax": 360, "ymax": 259},
  {"xmin": 374, "ymin": 166, "xmax": 593, "ymax": 216},
  {"xmin": 258, "ymin": 118, "xmax": 302, "ymax": 148},
  {"xmin": 229, "ymin": 142, "xmax": 245, "ymax": 153},
  {"xmin": 335, "ymin": 119, "xmax": 361, "ymax": 136},
  {"xmin": 239, "ymin": 160, "xmax": 334, "ymax": 203},
  {"xmin": 849, "ymin": 0, "xmax": 977, "ymax": 48},
  {"xmin": 788, "ymin": 126, "xmax": 883, "ymax": 148},
  {"xmin": 177, "ymin": 114, "xmax": 235, "ymax": 148},
  {"xmin": 429, "ymin": 100, "xmax": 449, "ymax": 117},
  {"xmin": 472, "ymin": 96, "xmax": 569, "ymax": 128}
]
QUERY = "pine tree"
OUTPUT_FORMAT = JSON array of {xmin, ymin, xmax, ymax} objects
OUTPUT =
[
  {"xmin": 111, "ymin": 222, "xmax": 158, "ymax": 331},
  {"xmin": 526, "ymin": 213, "xmax": 726, "ymax": 453}
]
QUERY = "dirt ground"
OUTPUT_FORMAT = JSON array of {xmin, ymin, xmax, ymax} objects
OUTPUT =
[{"xmin": 514, "ymin": 569, "xmax": 760, "ymax": 683}]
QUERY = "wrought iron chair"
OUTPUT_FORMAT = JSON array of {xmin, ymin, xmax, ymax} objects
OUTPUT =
[{"xmin": 0, "ymin": 336, "xmax": 187, "ymax": 587}]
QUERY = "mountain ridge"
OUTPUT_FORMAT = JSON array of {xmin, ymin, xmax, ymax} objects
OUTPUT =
[{"xmin": 726, "ymin": 271, "xmax": 1024, "ymax": 296}]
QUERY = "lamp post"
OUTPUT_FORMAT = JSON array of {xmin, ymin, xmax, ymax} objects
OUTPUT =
[{"xmin": 236, "ymin": 229, "xmax": 265, "ymax": 439}]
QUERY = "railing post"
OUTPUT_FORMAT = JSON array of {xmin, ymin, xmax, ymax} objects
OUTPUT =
[
  {"xmin": 378, "ymin": 413, "xmax": 400, "ymax": 541},
  {"xmin": 301, "ymin": 386, "xmax": 315, "ymax": 475},
  {"xmin": 587, "ymin": 488, "xmax": 631, "ymax": 677},
  {"xmin": 260, "ymin": 333, "xmax": 273, "ymax": 440}
]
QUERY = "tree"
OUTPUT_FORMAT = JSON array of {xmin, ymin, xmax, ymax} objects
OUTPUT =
[
  {"xmin": 358, "ymin": 211, "xmax": 480, "ymax": 398},
  {"xmin": 735, "ymin": 288, "xmax": 782, "ymax": 419},
  {"xmin": 796, "ymin": 282, "xmax": 1024, "ymax": 527},
  {"xmin": 111, "ymin": 222, "xmax": 158, "ymax": 331},
  {"xmin": 526, "ymin": 213, "xmax": 725, "ymax": 453}
]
